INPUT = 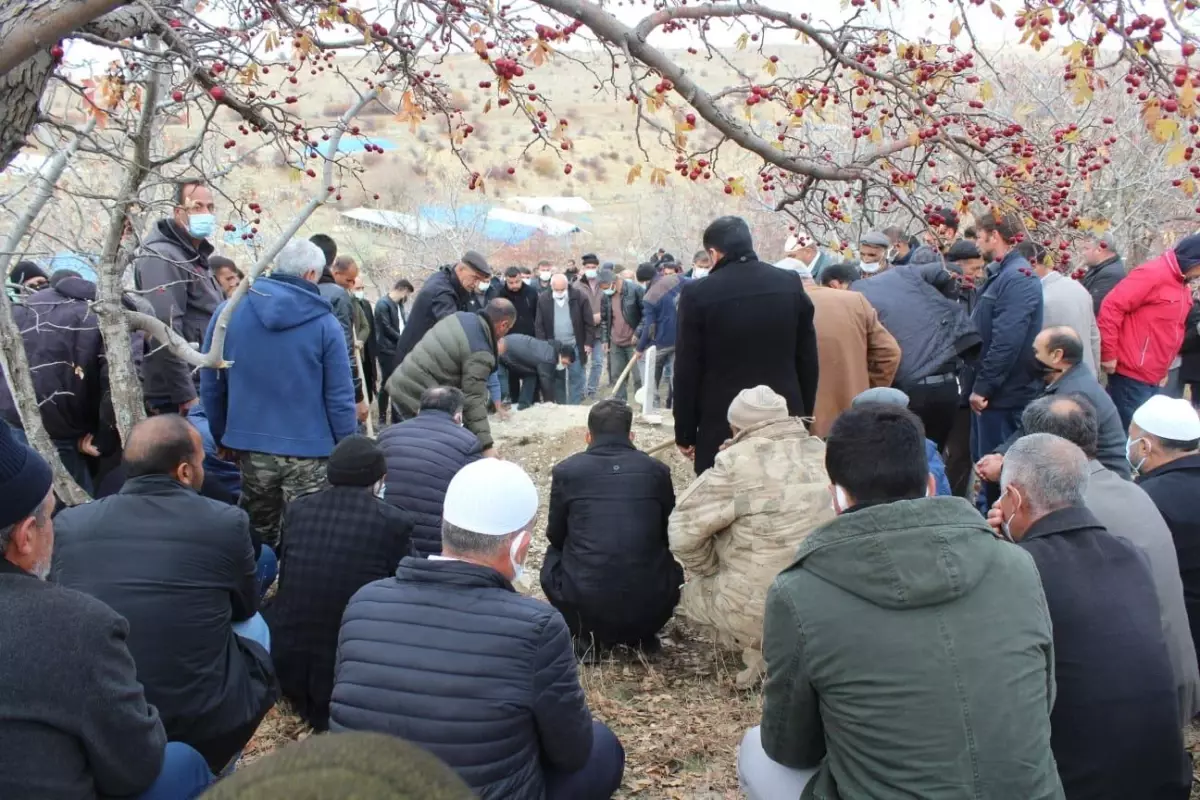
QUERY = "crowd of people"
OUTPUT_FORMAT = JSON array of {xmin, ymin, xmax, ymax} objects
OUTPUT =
[{"xmin": 3, "ymin": 178, "xmax": 1200, "ymax": 799}]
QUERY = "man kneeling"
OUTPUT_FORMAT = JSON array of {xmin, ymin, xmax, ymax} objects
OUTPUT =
[
  {"xmin": 541, "ymin": 399, "xmax": 682, "ymax": 654},
  {"xmin": 669, "ymin": 386, "xmax": 832, "ymax": 684},
  {"xmin": 331, "ymin": 459, "xmax": 624, "ymax": 799},
  {"xmin": 739, "ymin": 403, "xmax": 1063, "ymax": 799}
]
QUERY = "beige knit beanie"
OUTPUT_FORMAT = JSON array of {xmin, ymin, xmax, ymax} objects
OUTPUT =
[{"xmin": 727, "ymin": 385, "xmax": 789, "ymax": 429}]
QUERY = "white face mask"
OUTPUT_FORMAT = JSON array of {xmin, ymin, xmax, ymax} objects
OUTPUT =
[
  {"xmin": 692, "ymin": 268, "xmax": 710, "ymax": 279},
  {"xmin": 556, "ymin": 362, "xmax": 567, "ymax": 371},
  {"xmin": 354, "ymin": 289, "xmax": 366, "ymax": 300},
  {"xmin": 831, "ymin": 485, "xmax": 850, "ymax": 514},
  {"xmin": 509, "ymin": 532, "xmax": 528, "ymax": 583},
  {"xmin": 539, "ymin": 271, "xmax": 552, "ymax": 281},
  {"xmin": 584, "ymin": 268, "xmax": 598, "ymax": 280},
  {"xmin": 859, "ymin": 260, "xmax": 881, "ymax": 274},
  {"xmin": 1126, "ymin": 436, "xmax": 1149, "ymax": 474},
  {"xmin": 522, "ymin": 278, "xmax": 533, "ymax": 286},
  {"xmin": 552, "ymin": 290, "xmax": 567, "ymax": 301},
  {"xmin": 374, "ymin": 480, "xmax": 386, "ymax": 500}
]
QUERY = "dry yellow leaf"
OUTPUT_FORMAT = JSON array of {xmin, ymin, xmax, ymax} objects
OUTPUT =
[
  {"xmin": 990, "ymin": 2, "xmax": 1005, "ymax": 18},
  {"xmin": 950, "ymin": 18, "xmax": 962, "ymax": 38},
  {"xmin": 1167, "ymin": 141, "xmax": 1189, "ymax": 166},
  {"xmin": 1182, "ymin": 178, "xmax": 1197, "ymax": 198},
  {"xmin": 869, "ymin": 126, "xmax": 883, "ymax": 144},
  {"xmin": 1181, "ymin": 80, "xmax": 1197, "ymax": 118},
  {"xmin": 626, "ymin": 164, "xmax": 643, "ymax": 184},
  {"xmin": 763, "ymin": 59, "xmax": 778, "ymax": 77},
  {"xmin": 736, "ymin": 33, "xmax": 749, "ymax": 51},
  {"xmin": 980, "ymin": 81, "xmax": 995, "ymax": 102},
  {"xmin": 650, "ymin": 167, "xmax": 669, "ymax": 187},
  {"xmin": 728, "ymin": 176, "xmax": 747, "ymax": 197},
  {"xmin": 1153, "ymin": 117, "xmax": 1181, "ymax": 144}
]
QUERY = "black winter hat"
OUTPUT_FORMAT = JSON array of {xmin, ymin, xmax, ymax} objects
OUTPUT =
[
  {"xmin": 0, "ymin": 421, "xmax": 53, "ymax": 529},
  {"xmin": 327, "ymin": 435, "xmax": 386, "ymax": 487},
  {"xmin": 9, "ymin": 261, "xmax": 48, "ymax": 286},
  {"xmin": 1174, "ymin": 233, "xmax": 1200, "ymax": 271}
]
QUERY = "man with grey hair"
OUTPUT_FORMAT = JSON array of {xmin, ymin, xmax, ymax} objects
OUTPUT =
[
  {"xmin": 332, "ymin": 459, "xmax": 625, "ymax": 799},
  {"xmin": 1020, "ymin": 394, "xmax": 1200, "ymax": 724},
  {"xmin": 991, "ymin": 433, "xmax": 1190, "ymax": 798},
  {"xmin": 1077, "ymin": 231, "xmax": 1124, "ymax": 315},
  {"xmin": 201, "ymin": 237, "xmax": 357, "ymax": 548}
]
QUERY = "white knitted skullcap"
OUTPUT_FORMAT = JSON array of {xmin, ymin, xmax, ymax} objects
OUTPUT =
[
  {"xmin": 728, "ymin": 385, "xmax": 789, "ymax": 429},
  {"xmin": 1132, "ymin": 395, "xmax": 1200, "ymax": 441},
  {"xmin": 443, "ymin": 459, "xmax": 538, "ymax": 535}
]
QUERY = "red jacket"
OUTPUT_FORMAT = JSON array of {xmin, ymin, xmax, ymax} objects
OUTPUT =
[{"xmin": 1097, "ymin": 249, "xmax": 1194, "ymax": 384}]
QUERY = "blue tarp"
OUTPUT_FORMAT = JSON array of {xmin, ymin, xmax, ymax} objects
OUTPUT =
[
  {"xmin": 315, "ymin": 136, "xmax": 398, "ymax": 159},
  {"xmin": 418, "ymin": 204, "xmax": 539, "ymax": 244},
  {"xmin": 222, "ymin": 223, "xmax": 259, "ymax": 247},
  {"xmin": 47, "ymin": 251, "xmax": 98, "ymax": 282}
]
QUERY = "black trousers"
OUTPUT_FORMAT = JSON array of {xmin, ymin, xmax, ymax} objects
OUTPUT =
[
  {"xmin": 944, "ymin": 406, "xmax": 975, "ymax": 498},
  {"xmin": 901, "ymin": 379, "xmax": 959, "ymax": 450}
]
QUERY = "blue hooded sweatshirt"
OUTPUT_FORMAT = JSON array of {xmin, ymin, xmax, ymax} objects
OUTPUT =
[{"xmin": 200, "ymin": 274, "xmax": 356, "ymax": 458}]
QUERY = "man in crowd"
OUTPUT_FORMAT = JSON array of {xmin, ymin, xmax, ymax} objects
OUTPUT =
[
  {"xmin": 351, "ymin": 274, "xmax": 378, "ymax": 409},
  {"xmin": 882, "ymin": 225, "xmax": 913, "ymax": 265},
  {"xmin": 393, "ymin": 252, "xmax": 492, "ymax": 370},
  {"xmin": 541, "ymin": 400, "xmax": 681, "ymax": 655},
  {"xmin": 313, "ymin": 250, "xmax": 367, "ymax": 423},
  {"xmin": 816, "ymin": 262, "xmax": 860, "ymax": 289},
  {"xmin": 0, "ymin": 270, "xmax": 147, "ymax": 493},
  {"xmin": 1021, "ymin": 241, "xmax": 1101, "ymax": 374},
  {"xmin": 993, "ymin": 433, "xmax": 1190, "ymax": 798},
  {"xmin": 135, "ymin": 180, "xmax": 223, "ymax": 414},
  {"xmin": 689, "ymin": 248, "xmax": 713, "ymax": 278},
  {"xmin": 386, "ymin": 299, "xmax": 515, "ymax": 456},
  {"xmin": 210, "ymin": 256, "xmax": 243, "ymax": 299},
  {"xmin": 1020, "ymin": 395, "xmax": 1200, "ymax": 723},
  {"xmin": 575, "ymin": 254, "xmax": 606, "ymax": 398},
  {"xmin": 856, "ymin": 230, "xmax": 891, "ymax": 277},
  {"xmin": 535, "ymin": 260, "xmax": 555, "ymax": 293},
  {"xmin": 740, "ymin": 404, "xmax": 1061, "ymax": 799},
  {"xmin": 500, "ymin": 336, "xmax": 577, "ymax": 409},
  {"xmin": 775, "ymin": 232, "xmax": 833, "ymax": 279},
  {"xmin": 945, "ymin": 239, "xmax": 987, "ymax": 290},
  {"xmin": 975, "ymin": 327, "xmax": 1129, "ymax": 483},
  {"xmin": 7, "ymin": 260, "xmax": 49, "ymax": 293},
  {"xmin": 201, "ymin": 238, "xmax": 356, "ymax": 547},
  {"xmin": 675, "ymin": 217, "xmax": 819, "ymax": 475},
  {"xmin": 970, "ymin": 211, "xmax": 1044, "ymax": 501},
  {"xmin": 799, "ymin": 266, "xmax": 900, "ymax": 436},
  {"xmin": 266, "ymin": 435, "xmax": 413, "ymax": 732},
  {"xmin": 1130, "ymin": 395, "xmax": 1200, "ymax": 675},
  {"xmin": 378, "ymin": 387, "xmax": 482, "ymax": 556},
  {"xmin": 597, "ymin": 267, "xmax": 644, "ymax": 402},
  {"xmin": 852, "ymin": 237, "xmax": 979, "ymax": 449},
  {"xmin": 670, "ymin": 386, "xmax": 832, "ymax": 686},
  {"xmin": 52, "ymin": 415, "xmax": 277, "ymax": 773},
  {"xmin": 1098, "ymin": 234, "xmax": 1200, "ymax": 430},
  {"xmin": 921, "ymin": 206, "xmax": 960, "ymax": 255},
  {"xmin": 534, "ymin": 273, "xmax": 593, "ymax": 405},
  {"xmin": 493, "ymin": 266, "xmax": 540, "ymax": 401},
  {"xmin": 852, "ymin": 387, "xmax": 952, "ymax": 495},
  {"xmin": 1079, "ymin": 231, "xmax": 1127, "ymax": 315},
  {"xmin": 375, "ymin": 278, "xmax": 414, "ymax": 423},
  {"xmin": 0, "ymin": 422, "xmax": 214, "ymax": 799},
  {"xmin": 637, "ymin": 258, "xmax": 685, "ymax": 410},
  {"xmin": 331, "ymin": 459, "xmax": 625, "ymax": 800}
]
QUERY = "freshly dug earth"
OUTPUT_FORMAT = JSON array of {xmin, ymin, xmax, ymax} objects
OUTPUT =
[{"xmin": 245, "ymin": 403, "xmax": 1200, "ymax": 797}]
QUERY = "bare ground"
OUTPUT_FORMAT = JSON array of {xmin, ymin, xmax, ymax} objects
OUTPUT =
[{"xmin": 245, "ymin": 403, "xmax": 1200, "ymax": 797}]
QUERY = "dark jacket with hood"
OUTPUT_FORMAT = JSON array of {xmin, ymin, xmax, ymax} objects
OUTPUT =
[
  {"xmin": 1139, "ymin": 453, "xmax": 1200, "ymax": 684},
  {"xmin": 540, "ymin": 434, "xmax": 682, "ymax": 645},
  {"xmin": 0, "ymin": 276, "xmax": 144, "ymax": 451},
  {"xmin": 760, "ymin": 497, "xmax": 1062, "ymax": 800},
  {"xmin": 134, "ymin": 219, "xmax": 222, "ymax": 405},
  {"xmin": 1181, "ymin": 302, "xmax": 1200, "ymax": 384},
  {"xmin": 393, "ymin": 266, "xmax": 474, "ymax": 369},
  {"xmin": 52, "ymin": 475, "xmax": 279, "ymax": 772},
  {"xmin": 385, "ymin": 311, "xmax": 498, "ymax": 450},
  {"xmin": 534, "ymin": 285, "xmax": 595, "ymax": 362},
  {"xmin": 970, "ymin": 249, "xmax": 1045, "ymax": 408},
  {"xmin": 1080, "ymin": 254, "xmax": 1127, "ymax": 316},
  {"xmin": 378, "ymin": 410, "xmax": 482, "ymax": 556},
  {"xmin": 317, "ymin": 271, "xmax": 362, "ymax": 402},
  {"xmin": 265, "ymin": 485, "xmax": 413, "ymax": 731},
  {"xmin": 1016, "ymin": 505, "xmax": 1190, "ymax": 800},
  {"xmin": 852, "ymin": 263, "xmax": 980, "ymax": 385},
  {"xmin": 200, "ymin": 274, "xmax": 357, "ymax": 458},
  {"xmin": 637, "ymin": 273, "xmax": 685, "ymax": 352},
  {"xmin": 673, "ymin": 249, "xmax": 819, "ymax": 474},
  {"xmin": 330, "ymin": 557, "xmax": 595, "ymax": 800},
  {"xmin": 599, "ymin": 280, "xmax": 645, "ymax": 346}
]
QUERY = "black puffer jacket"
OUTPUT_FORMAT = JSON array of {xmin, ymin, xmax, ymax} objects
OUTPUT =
[
  {"xmin": 541, "ymin": 435, "xmax": 682, "ymax": 644},
  {"xmin": 1080, "ymin": 254, "xmax": 1127, "ymax": 317},
  {"xmin": 1180, "ymin": 302, "xmax": 1200, "ymax": 384},
  {"xmin": 378, "ymin": 410, "xmax": 481, "ymax": 555},
  {"xmin": 0, "ymin": 277, "xmax": 141, "ymax": 450},
  {"xmin": 330, "ymin": 558, "xmax": 595, "ymax": 800},
  {"xmin": 393, "ymin": 267, "xmax": 474, "ymax": 369}
]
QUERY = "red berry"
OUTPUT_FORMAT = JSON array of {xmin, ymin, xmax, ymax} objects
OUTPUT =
[
  {"xmin": 1185, "ymin": 42, "xmax": 1197, "ymax": 57},
  {"xmin": 209, "ymin": 87, "xmax": 225, "ymax": 101},
  {"xmin": 49, "ymin": 45, "xmax": 64, "ymax": 60},
  {"xmin": 686, "ymin": 113, "xmax": 696, "ymax": 125},
  {"xmin": 564, "ymin": 164, "xmax": 573, "ymax": 175},
  {"xmin": 507, "ymin": 167, "xmax": 516, "ymax": 174},
  {"xmin": 172, "ymin": 90, "xmax": 184, "ymax": 102},
  {"xmin": 306, "ymin": 169, "xmax": 316, "ymax": 177}
]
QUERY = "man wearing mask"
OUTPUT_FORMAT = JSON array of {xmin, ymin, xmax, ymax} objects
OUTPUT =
[
  {"xmin": 535, "ymin": 274, "xmax": 593, "ymax": 405},
  {"xmin": 856, "ymin": 231, "xmax": 892, "ymax": 277},
  {"xmin": 774, "ymin": 233, "xmax": 833, "ymax": 280},
  {"xmin": 883, "ymin": 226, "xmax": 913, "ymax": 265},
  {"xmin": 351, "ymin": 275, "xmax": 378, "ymax": 408},
  {"xmin": 393, "ymin": 253, "xmax": 492, "ymax": 372},
  {"xmin": 575, "ymin": 254, "xmax": 605, "ymax": 399},
  {"xmin": 690, "ymin": 250, "xmax": 713, "ymax": 279},
  {"xmin": 134, "ymin": 180, "xmax": 223, "ymax": 414},
  {"xmin": 597, "ymin": 268, "xmax": 644, "ymax": 403},
  {"xmin": 374, "ymin": 279, "xmax": 413, "ymax": 424},
  {"xmin": 675, "ymin": 216, "xmax": 819, "ymax": 474},
  {"xmin": 494, "ymin": 267, "xmax": 540, "ymax": 402},
  {"xmin": 975, "ymin": 327, "xmax": 1130, "ymax": 484},
  {"xmin": 534, "ymin": 262, "xmax": 555, "ymax": 293}
]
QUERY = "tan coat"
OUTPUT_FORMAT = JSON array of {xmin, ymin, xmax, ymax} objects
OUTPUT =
[
  {"xmin": 808, "ymin": 285, "xmax": 901, "ymax": 437},
  {"xmin": 668, "ymin": 417, "xmax": 833, "ymax": 649}
]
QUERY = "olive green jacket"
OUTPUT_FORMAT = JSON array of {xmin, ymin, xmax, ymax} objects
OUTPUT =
[{"xmin": 761, "ymin": 497, "xmax": 1064, "ymax": 800}]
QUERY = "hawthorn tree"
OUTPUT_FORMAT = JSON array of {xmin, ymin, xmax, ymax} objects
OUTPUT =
[{"xmin": 1, "ymin": 0, "xmax": 1198, "ymax": 499}]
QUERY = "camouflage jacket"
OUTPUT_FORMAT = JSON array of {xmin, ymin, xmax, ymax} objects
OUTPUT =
[{"xmin": 668, "ymin": 417, "xmax": 833, "ymax": 647}]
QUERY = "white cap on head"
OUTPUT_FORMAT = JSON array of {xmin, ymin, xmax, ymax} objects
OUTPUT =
[
  {"xmin": 1132, "ymin": 395, "xmax": 1200, "ymax": 441},
  {"xmin": 443, "ymin": 459, "xmax": 539, "ymax": 535}
]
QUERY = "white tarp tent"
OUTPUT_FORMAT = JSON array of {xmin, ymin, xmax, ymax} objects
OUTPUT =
[
  {"xmin": 340, "ymin": 208, "xmax": 452, "ymax": 239},
  {"xmin": 485, "ymin": 207, "xmax": 582, "ymax": 236},
  {"xmin": 507, "ymin": 196, "xmax": 593, "ymax": 215}
]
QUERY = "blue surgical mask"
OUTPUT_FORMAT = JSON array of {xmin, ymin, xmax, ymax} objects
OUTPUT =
[
  {"xmin": 523, "ymin": 278, "xmax": 533, "ymax": 286},
  {"xmin": 1126, "ymin": 436, "xmax": 1148, "ymax": 474},
  {"xmin": 693, "ymin": 267, "xmax": 710, "ymax": 279},
  {"xmin": 187, "ymin": 213, "xmax": 216, "ymax": 239},
  {"xmin": 603, "ymin": 288, "xmax": 615, "ymax": 296},
  {"xmin": 584, "ymin": 268, "xmax": 598, "ymax": 280}
]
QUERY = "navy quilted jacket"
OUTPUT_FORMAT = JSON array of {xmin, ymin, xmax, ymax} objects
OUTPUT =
[
  {"xmin": 330, "ymin": 558, "xmax": 595, "ymax": 799},
  {"xmin": 378, "ymin": 410, "xmax": 482, "ymax": 556}
]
